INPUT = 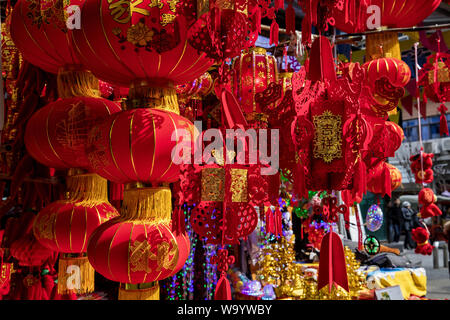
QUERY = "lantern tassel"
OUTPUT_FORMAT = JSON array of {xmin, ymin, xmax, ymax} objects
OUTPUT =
[
  {"xmin": 275, "ymin": 207, "xmax": 283, "ymax": 237},
  {"xmin": 66, "ymin": 173, "xmax": 110, "ymax": 207},
  {"xmin": 438, "ymin": 104, "xmax": 449, "ymax": 136},
  {"xmin": 265, "ymin": 207, "xmax": 274, "ymax": 234},
  {"xmin": 269, "ymin": 19, "xmax": 279, "ymax": 46},
  {"xmin": 214, "ymin": 274, "xmax": 232, "ymax": 300},
  {"xmin": 121, "ymin": 187, "xmax": 172, "ymax": 222},
  {"xmin": 172, "ymin": 205, "xmax": 186, "ymax": 235},
  {"xmin": 285, "ymin": 3, "xmax": 296, "ymax": 34},
  {"xmin": 275, "ymin": 0, "xmax": 284, "ymax": 11},
  {"xmin": 57, "ymin": 254, "xmax": 95, "ymax": 295},
  {"xmin": 57, "ymin": 68, "xmax": 100, "ymax": 99},
  {"xmin": 118, "ymin": 282, "xmax": 160, "ymax": 300}
]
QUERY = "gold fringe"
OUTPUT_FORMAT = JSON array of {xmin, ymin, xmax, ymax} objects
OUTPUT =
[
  {"xmin": 366, "ymin": 32, "xmax": 401, "ymax": 61},
  {"xmin": 57, "ymin": 254, "xmax": 95, "ymax": 295},
  {"xmin": 57, "ymin": 67, "xmax": 100, "ymax": 99},
  {"xmin": 120, "ymin": 187, "xmax": 172, "ymax": 223},
  {"xmin": 65, "ymin": 173, "xmax": 110, "ymax": 207},
  {"xmin": 118, "ymin": 282, "xmax": 160, "ymax": 300},
  {"xmin": 128, "ymin": 80, "xmax": 179, "ymax": 114}
]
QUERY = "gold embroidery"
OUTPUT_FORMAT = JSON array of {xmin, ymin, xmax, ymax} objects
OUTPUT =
[
  {"xmin": 127, "ymin": 22, "xmax": 154, "ymax": 46},
  {"xmin": 313, "ymin": 110, "xmax": 342, "ymax": 163},
  {"xmin": 149, "ymin": 239, "xmax": 178, "ymax": 271},
  {"xmin": 36, "ymin": 212, "xmax": 56, "ymax": 240},
  {"xmin": 230, "ymin": 169, "xmax": 247, "ymax": 202},
  {"xmin": 107, "ymin": 0, "xmax": 150, "ymax": 24},
  {"xmin": 130, "ymin": 239, "xmax": 152, "ymax": 273},
  {"xmin": 166, "ymin": 0, "xmax": 179, "ymax": 12},
  {"xmin": 201, "ymin": 168, "xmax": 225, "ymax": 202},
  {"xmin": 160, "ymin": 13, "xmax": 176, "ymax": 26},
  {"xmin": 148, "ymin": 0, "xmax": 164, "ymax": 9}
]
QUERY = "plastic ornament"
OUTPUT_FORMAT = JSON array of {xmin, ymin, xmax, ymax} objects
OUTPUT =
[{"xmin": 365, "ymin": 204, "xmax": 384, "ymax": 232}]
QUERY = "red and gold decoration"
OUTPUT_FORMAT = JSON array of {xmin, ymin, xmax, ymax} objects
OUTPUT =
[
  {"xmin": 410, "ymin": 152, "xmax": 434, "ymax": 184},
  {"xmin": 367, "ymin": 162, "xmax": 402, "ymax": 197},
  {"xmin": 176, "ymin": 72, "xmax": 214, "ymax": 121},
  {"xmin": 418, "ymin": 188, "xmax": 442, "ymax": 219},
  {"xmin": 412, "ymin": 227, "xmax": 434, "ymax": 255}
]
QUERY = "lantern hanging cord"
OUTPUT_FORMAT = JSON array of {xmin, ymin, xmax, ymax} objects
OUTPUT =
[{"xmin": 414, "ymin": 42, "xmax": 425, "ymax": 189}]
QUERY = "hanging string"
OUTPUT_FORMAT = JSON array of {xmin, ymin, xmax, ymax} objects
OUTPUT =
[{"xmin": 414, "ymin": 42, "xmax": 425, "ymax": 189}]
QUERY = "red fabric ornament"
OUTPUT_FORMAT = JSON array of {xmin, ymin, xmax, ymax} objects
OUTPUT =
[
  {"xmin": 24, "ymin": 97, "xmax": 121, "ymax": 170},
  {"xmin": 412, "ymin": 227, "xmax": 433, "ymax": 255},
  {"xmin": 86, "ymin": 108, "xmax": 195, "ymax": 184},
  {"xmin": 71, "ymin": 0, "xmax": 214, "ymax": 87},
  {"xmin": 410, "ymin": 152, "xmax": 434, "ymax": 184},
  {"xmin": 332, "ymin": 0, "xmax": 442, "ymax": 33},
  {"xmin": 317, "ymin": 231, "xmax": 349, "ymax": 294},
  {"xmin": 418, "ymin": 188, "xmax": 442, "ymax": 219},
  {"xmin": 285, "ymin": 2, "xmax": 296, "ymax": 34},
  {"xmin": 419, "ymin": 53, "xmax": 450, "ymax": 104},
  {"xmin": 10, "ymin": 0, "xmax": 84, "ymax": 74},
  {"xmin": 363, "ymin": 57, "xmax": 412, "ymax": 114},
  {"xmin": 270, "ymin": 19, "xmax": 279, "ymax": 46},
  {"xmin": 367, "ymin": 162, "xmax": 402, "ymax": 197}
]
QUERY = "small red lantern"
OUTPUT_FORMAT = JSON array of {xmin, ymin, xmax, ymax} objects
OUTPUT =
[
  {"xmin": 231, "ymin": 47, "xmax": 278, "ymax": 120},
  {"xmin": 367, "ymin": 162, "xmax": 402, "ymax": 196},
  {"xmin": 363, "ymin": 57, "xmax": 411, "ymax": 114},
  {"xmin": 176, "ymin": 72, "xmax": 213, "ymax": 121},
  {"xmin": 24, "ymin": 97, "xmax": 121, "ymax": 170}
]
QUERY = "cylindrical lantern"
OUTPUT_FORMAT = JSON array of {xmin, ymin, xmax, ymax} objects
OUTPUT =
[
  {"xmin": 32, "ymin": 172, "xmax": 120, "ymax": 295},
  {"xmin": 231, "ymin": 47, "xmax": 278, "ymax": 121}
]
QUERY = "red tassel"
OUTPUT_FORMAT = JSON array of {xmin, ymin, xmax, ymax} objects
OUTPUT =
[
  {"xmin": 270, "ymin": 19, "xmax": 279, "ymax": 46},
  {"xmin": 275, "ymin": 0, "xmax": 284, "ymax": 11},
  {"xmin": 355, "ymin": 208, "xmax": 363, "ymax": 251},
  {"xmin": 438, "ymin": 104, "xmax": 449, "ymax": 136},
  {"xmin": 275, "ymin": 207, "xmax": 283, "ymax": 237},
  {"xmin": 254, "ymin": 6, "xmax": 261, "ymax": 34},
  {"xmin": 285, "ymin": 3, "xmax": 296, "ymax": 34},
  {"xmin": 265, "ymin": 207, "xmax": 274, "ymax": 234},
  {"xmin": 172, "ymin": 206, "xmax": 186, "ymax": 235},
  {"xmin": 214, "ymin": 274, "xmax": 231, "ymax": 300}
]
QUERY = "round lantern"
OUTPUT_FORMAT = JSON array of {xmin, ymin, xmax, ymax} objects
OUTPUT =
[
  {"xmin": 367, "ymin": 162, "xmax": 402, "ymax": 195},
  {"xmin": 231, "ymin": 47, "xmax": 278, "ymax": 121},
  {"xmin": 363, "ymin": 57, "xmax": 411, "ymax": 114},
  {"xmin": 86, "ymin": 108, "xmax": 195, "ymax": 184},
  {"xmin": 332, "ymin": 1, "xmax": 442, "ymax": 60},
  {"xmin": 71, "ymin": 0, "xmax": 215, "ymax": 89},
  {"xmin": 176, "ymin": 72, "xmax": 213, "ymax": 121},
  {"xmin": 32, "ymin": 172, "xmax": 120, "ymax": 295},
  {"xmin": 24, "ymin": 96, "xmax": 121, "ymax": 170},
  {"xmin": 87, "ymin": 187, "xmax": 190, "ymax": 299}
]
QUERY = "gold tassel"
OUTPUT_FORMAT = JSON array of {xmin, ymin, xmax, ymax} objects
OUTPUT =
[
  {"xmin": 119, "ymin": 186, "xmax": 172, "ymax": 223},
  {"xmin": 118, "ymin": 282, "xmax": 160, "ymax": 300},
  {"xmin": 128, "ymin": 80, "xmax": 179, "ymax": 114},
  {"xmin": 57, "ymin": 67, "xmax": 100, "ymax": 99},
  {"xmin": 65, "ymin": 173, "xmax": 110, "ymax": 207},
  {"xmin": 58, "ymin": 254, "xmax": 95, "ymax": 295},
  {"xmin": 366, "ymin": 32, "xmax": 401, "ymax": 61},
  {"xmin": 318, "ymin": 284, "xmax": 351, "ymax": 300}
]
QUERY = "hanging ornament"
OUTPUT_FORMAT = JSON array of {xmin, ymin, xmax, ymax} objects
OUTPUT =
[
  {"xmin": 365, "ymin": 204, "xmax": 383, "ymax": 232},
  {"xmin": 364, "ymin": 236, "xmax": 381, "ymax": 255},
  {"xmin": 410, "ymin": 152, "xmax": 434, "ymax": 184},
  {"xmin": 412, "ymin": 227, "xmax": 433, "ymax": 255},
  {"xmin": 418, "ymin": 188, "xmax": 442, "ymax": 219}
]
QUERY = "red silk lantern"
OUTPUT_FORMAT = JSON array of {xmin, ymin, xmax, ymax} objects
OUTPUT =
[
  {"xmin": 71, "ymin": 0, "xmax": 214, "ymax": 87},
  {"xmin": 31, "ymin": 172, "xmax": 120, "ymax": 295},
  {"xmin": 231, "ymin": 47, "xmax": 278, "ymax": 120},
  {"xmin": 10, "ymin": 0, "xmax": 83, "ymax": 74},
  {"xmin": 363, "ymin": 57, "xmax": 411, "ymax": 114},
  {"xmin": 87, "ymin": 187, "xmax": 189, "ymax": 285},
  {"xmin": 24, "ymin": 97, "xmax": 121, "ymax": 170},
  {"xmin": 176, "ymin": 72, "xmax": 213, "ymax": 121},
  {"xmin": 86, "ymin": 108, "xmax": 195, "ymax": 184}
]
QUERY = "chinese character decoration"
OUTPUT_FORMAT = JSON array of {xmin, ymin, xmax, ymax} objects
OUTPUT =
[{"xmin": 291, "ymin": 36, "xmax": 369, "ymax": 201}]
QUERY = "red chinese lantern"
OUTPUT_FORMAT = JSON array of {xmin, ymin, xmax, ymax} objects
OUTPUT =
[
  {"xmin": 87, "ymin": 187, "xmax": 190, "ymax": 299},
  {"xmin": 420, "ymin": 53, "xmax": 450, "ymax": 103},
  {"xmin": 32, "ymin": 172, "xmax": 120, "ymax": 295},
  {"xmin": 332, "ymin": 1, "xmax": 442, "ymax": 60},
  {"xmin": 176, "ymin": 72, "xmax": 214, "ymax": 121},
  {"xmin": 363, "ymin": 57, "xmax": 411, "ymax": 114},
  {"xmin": 367, "ymin": 162, "xmax": 402, "ymax": 196},
  {"xmin": 24, "ymin": 97, "xmax": 121, "ymax": 170},
  {"xmin": 231, "ymin": 47, "xmax": 278, "ymax": 122},
  {"xmin": 86, "ymin": 108, "xmax": 195, "ymax": 184},
  {"xmin": 71, "ymin": 0, "xmax": 215, "ymax": 88}
]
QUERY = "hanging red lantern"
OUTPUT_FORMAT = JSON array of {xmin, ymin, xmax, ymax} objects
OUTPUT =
[
  {"xmin": 363, "ymin": 57, "xmax": 411, "ymax": 115},
  {"xmin": 176, "ymin": 72, "xmax": 214, "ymax": 121},
  {"xmin": 24, "ymin": 97, "xmax": 121, "ymax": 170},
  {"xmin": 87, "ymin": 187, "xmax": 190, "ymax": 294},
  {"xmin": 230, "ymin": 47, "xmax": 278, "ymax": 122},
  {"xmin": 420, "ymin": 53, "xmax": 450, "ymax": 103},
  {"xmin": 71, "ymin": 0, "xmax": 215, "ymax": 87},
  {"xmin": 86, "ymin": 108, "xmax": 196, "ymax": 184}
]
